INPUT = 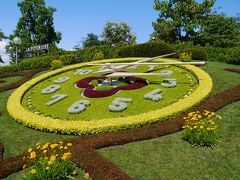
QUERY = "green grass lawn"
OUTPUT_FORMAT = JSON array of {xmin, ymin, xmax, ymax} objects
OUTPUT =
[
  {"xmin": 0, "ymin": 61, "xmax": 239, "ymax": 179},
  {"xmin": 99, "ymin": 101, "xmax": 240, "ymax": 179},
  {"xmin": 0, "ymin": 76, "xmax": 22, "ymax": 87}
]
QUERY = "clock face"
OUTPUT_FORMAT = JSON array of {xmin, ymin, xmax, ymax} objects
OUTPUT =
[
  {"xmin": 22, "ymin": 62, "xmax": 198, "ymax": 120},
  {"xmin": 8, "ymin": 58, "xmax": 212, "ymax": 135}
]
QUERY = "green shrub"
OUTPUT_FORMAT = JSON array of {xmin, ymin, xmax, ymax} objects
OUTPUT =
[
  {"xmin": 204, "ymin": 46, "xmax": 240, "ymax": 64},
  {"xmin": 118, "ymin": 42, "xmax": 176, "ymax": 57},
  {"xmin": 177, "ymin": 48, "xmax": 208, "ymax": 60},
  {"xmin": 60, "ymin": 54, "xmax": 80, "ymax": 65},
  {"xmin": 182, "ymin": 110, "xmax": 223, "ymax": 146}
]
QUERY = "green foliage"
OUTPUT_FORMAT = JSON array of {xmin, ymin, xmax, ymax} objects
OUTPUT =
[
  {"xmin": 102, "ymin": 22, "xmax": 136, "ymax": 46},
  {"xmin": 119, "ymin": 42, "xmax": 176, "ymax": 57},
  {"xmin": 182, "ymin": 111, "xmax": 223, "ymax": 146},
  {"xmin": 6, "ymin": 0, "xmax": 61, "ymax": 60},
  {"xmin": 152, "ymin": 0, "xmax": 216, "ymax": 43},
  {"xmin": 198, "ymin": 13, "xmax": 240, "ymax": 47},
  {"xmin": 77, "ymin": 33, "xmax": 104, "ymax": 48},
  {"xmin": 204, "ymin": 46, "xmax": 240, "ymax": 64},
  {"xmin": 177, "ymin": 48, "xmax": 208, "ymax": 60}
]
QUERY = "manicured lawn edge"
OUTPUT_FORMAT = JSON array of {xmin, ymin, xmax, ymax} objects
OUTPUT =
[
  {"xmin": 7, "ymin": 58, "xmax": 213, "ymax": 135},
  {"xmin": 1, "ymin": 85, "xmax": 240, "ymax": 179},
  {"xmin": 0, "ymin": 69, "xmax": 47, "ymax": 93}
]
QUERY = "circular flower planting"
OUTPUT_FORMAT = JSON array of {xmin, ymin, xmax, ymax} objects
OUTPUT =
[{"xmin": 7, "ymin": 58, "xmax": 212, "ymax": 135}]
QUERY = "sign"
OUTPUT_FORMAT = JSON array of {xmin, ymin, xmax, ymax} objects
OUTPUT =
[{"xmin": 26, "ymin": 44, "xmax": 49, "ymax": 52}]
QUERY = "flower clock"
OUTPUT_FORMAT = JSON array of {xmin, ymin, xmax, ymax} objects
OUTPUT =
[{"xmin": 7, "ymin": 58, "xmax": 212, "ymax": 135}]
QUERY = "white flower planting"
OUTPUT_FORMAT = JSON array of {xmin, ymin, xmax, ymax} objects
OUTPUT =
[
  {"xmin": 109, "ymin": 98, "xmax": 132, "ymax": 112},
  {"xmin": 54, "ymin": 76, "xmax": 70, "ymax": 84},
  {"xmin": 75, "ymin": 69, "xmax": 93, "ymax": 75},
  {"xmin": 41, "ymin": 85, "xmax": 61, "ymax": 94},
  {"xmin": 148, "ymin": 65, "xmax": 156, "ymax": 71},
  {"xmin": 68, "ymin": 100, "xmax": 90, "ymax": 114},
  {"xmin": 159, "ymin": 70, "xmax": 173, "ymax": 77},
  {"xmin": 45, "ymin": 94, "xmax": 67, "ymax": 106},
  {"xmin": 161, "ymin": 78, "xmax": 178, "ymax": 88},
  {"xmin": 144, "ymin": 89, "xmax": 163, "ymax": 102}
]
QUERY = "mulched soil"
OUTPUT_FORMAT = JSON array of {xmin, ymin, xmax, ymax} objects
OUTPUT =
[
  {"xmin": 224, "ymin": 68, "xmax": 240, "ymax": 74},
  {"xmin": 0, "ymin": 69, "xmax": 47, "ymax": 93},
  {"xmin": 0, "ymin": 68, "xmax": 239, "ymax": 180}
]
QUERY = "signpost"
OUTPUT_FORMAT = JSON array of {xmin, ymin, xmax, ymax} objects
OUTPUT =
[{"xmin": 25, "ymin": 44, "xmax": 49, "ymax": 53}]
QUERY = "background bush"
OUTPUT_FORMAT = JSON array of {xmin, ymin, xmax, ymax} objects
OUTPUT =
[{"xmin": 118, "ymin": 42, "xmax": 176, "ymax": 58}]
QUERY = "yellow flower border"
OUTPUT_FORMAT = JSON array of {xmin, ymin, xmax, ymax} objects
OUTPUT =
[{"xmin": 7, "ymin": 58, "xmax": 212, "ymax": 135}]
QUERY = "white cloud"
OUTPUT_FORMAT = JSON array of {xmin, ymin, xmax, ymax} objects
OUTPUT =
[{"xmin": 0, "ymin": 40, "xmax": 10, "ymax": 66}]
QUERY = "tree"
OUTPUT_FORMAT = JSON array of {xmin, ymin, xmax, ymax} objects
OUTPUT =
[
  {"xmin": 6, "ymin": 0, "xmax": 61, "ymax": 60},
  {"xmin": 198, "ymin": 13, "xmax": 240, "ymax": 47},
  {"xmin": 74, "ymin": 33, "xmax": 104, "ymax": 49},
  {"xmin": 101, "ymin": 22, "xmax": 136, "ymax": 46},
  {"xmin": 152, "ymin": 0, "xmax": 216, "ymax": 43}
]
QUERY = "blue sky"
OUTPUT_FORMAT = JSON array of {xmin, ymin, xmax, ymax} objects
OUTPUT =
[{"xmin": 1, "ymin": 0, "xmax": 240, "ymax": 50}]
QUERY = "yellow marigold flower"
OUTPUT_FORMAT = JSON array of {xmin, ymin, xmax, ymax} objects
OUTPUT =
[
  {"xmin": 198, "ymin": 115, "xmax": 202, "ymax": 119},
  {"xmin": 43, "ymin": 150, "xmax": 47, "ymax": 154},
  {"xmin": 67, "ymin": 143, "xmax": 72, "ymax": 147},
  {"xmin": 216, "ymin": 115, "xmax": 222, "ymax": 120},
  {"xmin": 62, "ymin": 152, "xmax": 71, "ymax": 160},
  {"xmin": 72, "ymin": 169, "xmax": 78, "ymax": 175},
  {"xmin": 193, "ymin": 126, "xmax": 197, "ymax": 129},
  {"xmin": 188, "ymin": 112, "xmax": 194, "ymax": 117},
  {"xmin": 30, "ymin": 151, "xmax": 36, "ymax": 159},
  {"xmin": 200, "ymin": 126, "xmax": 204, "ymax": 129},
  {"xmin": 31, "ymin": 169, "xmax": 37, "ymax": 174},
  {"xmin": 36, "ymin": 145, "xmax": 41, "ymax": 150},
  {"xmin": 23, "ymin": 164, "xmax": 27, "ymax": 169},
  {"xmin": 211, "ymin": 122, "xmax": 215, "ymax": 125},
  {"xmin": 183, "ymin": 117, "xmax": 187, "ymax": 120},
  {"xmin": 50, "ymin": 143, "xmax": 58, "ymax": 149},
  {"xmin": 211, "ymin": 112, "xmax": 215, "ymax": 115},
  {"xmin": 45, "ymin": 166, "xmax": 50, "ymax": 170},
  {"xmin": 191, "ymin": 117, "xmax": 197, "ymax": 121},
  {"xmin": 64, "ymin": 146, "xmax": 68, "ymax": 150},
  {"xmin": 207, "ymin": 127, "xmax": 211, "ymax": 131},
  {"xmin": 84, "ymin": 172, "xmax": 90, "ymax": 179},
  {"xmin": 60, "ymin": 146, "xmax": 63, "ymax": 149},
  {"xmin": 28, "ymin": 148, "xmax": 32, "ymax": 153},
  {"xmin": 50, "ymin": 155, "xmax": 56, "ymax": 161},
  {"xmin": 48, "ymin": 161, "xmax": 53, "ymax": 165}
]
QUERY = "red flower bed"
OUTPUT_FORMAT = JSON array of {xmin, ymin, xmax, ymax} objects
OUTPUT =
[{"xmin": 76, "ymin": 76, "xmax": 148, "ymax": 98}]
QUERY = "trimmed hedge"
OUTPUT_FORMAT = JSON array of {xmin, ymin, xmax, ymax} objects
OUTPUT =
[
  {"xmin": 174, "ymin": 43, "xmax": 240, "ymax": 65},
  {"xmin": 177, "ymin": 48, "xmax": 208, "ymax": 61},
  {"xmin": 7, "ymin": 58, "xmax": 212, "ymax": 135},
  {"xmin": 204, "ymin": 46, "xmax": 240, "ymax": 65},
  {"xmin": 118, "ymin": 42, "xmax": 176, "ymax": 58}
]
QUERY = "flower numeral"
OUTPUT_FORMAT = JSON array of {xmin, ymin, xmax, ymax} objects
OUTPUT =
[{"xmin": 109, "ymin": 98, "xmax": 132, "ymax": 112}]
